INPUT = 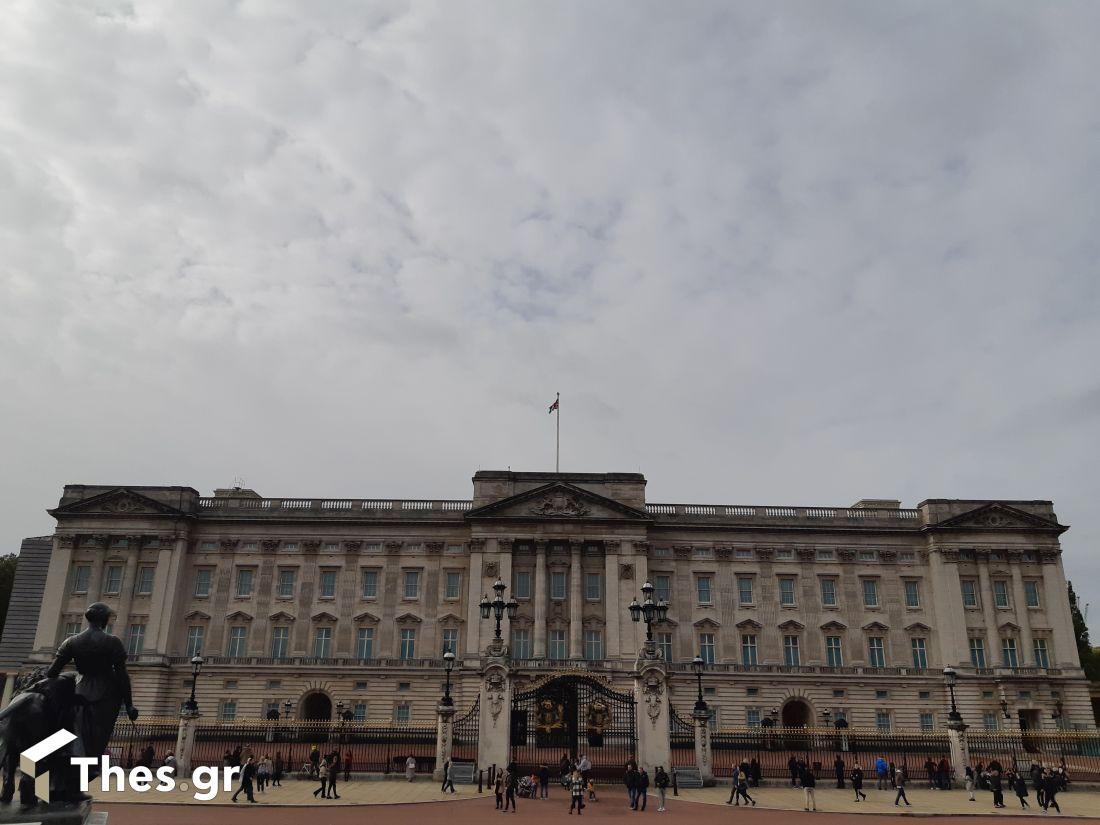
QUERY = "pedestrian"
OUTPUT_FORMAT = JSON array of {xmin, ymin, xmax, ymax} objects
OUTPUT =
[
  {"xmin": 750, "ymin": 758, "xmax": 761, "ymax": 788},
  {"xmin": 1013, "ymin": 772, "xmax": 1030, "ymax": 808},
  {"xmin": 344, "ymin": 751, "xmax": 352, "ymax": 783},
  {"xmin": 735, "ymin": 767, "xmax": 755, "ymax": 807},
  {"xmin": 875, "ymin": 756, "xmax": 889, "ymax": 790},
  {"xmin": 326, "ymin": 750, "xmax": 341, "ymax": 799},
  {"xmin": 163, "ymin": 752, "xmax": 176, "ymax": 778},
  {"xmin": 726, "ymin": 763, "xmax": 739, "ymax": 805},
  {"xmin": 625, "ymin": 763, "xmax": 639, "ymax": 809},
  {"xmin": 964, "ymin": 766, "xmax": 975, "ymax": 802},
  {"xmin": 654, "ymin": 766, "xmax": 670, "ymax": 812},
  {"xmin": 834, "ymin": 755, "xmax": 845, "ymax": 789},
  {"xmin": 232, "ymin": 745, "xmax": 243, "ymax": 768},
  {"xmin": 495, "ymin": 769, "xmax": 504, "ymax": 809},
  {"xmin": 894, "ymin": 766, "xmax": 910, "ymax": 807},
  {"xmin": 1042, "ymin": 769, "xmax": 1061, "ymax": 814},
  {"xmin": 441, "ymin": 760, "xmax": 456, "ymax": 794},
  {"xmin": 232, "ymin": 756, "xmax": 258, "ymax": 804},
  {"xmin": 405, "ymin": 755, "xmax": 417, "ymax": 781},
  {"xmin": 539, "ymin": 763, "xmax": 550, "ymax": 799},
  {"xmin": 309, "ymin": 746, "xmax": 320, "ymax": 778},
  {"xmin": 273, "ymin": 752, "xmax": 284, "ymax": 787},
  {"xmin": 789, "ymin": 755, "xmax": 801, "ymax": 787},
  {"xmin": 988, "ymin": 768, "xmax": 1004, "ymax": 808},
  {"xmin": 577, "ymin": 754, "xmax": 592, "ymax": 782},
  {"xmin": 560, "ymin": 754, "xmax": 572, "ymax": 788},
  {"xmin": 975, "ymin": 762, "xmax": 986, "ymax": 790},
  {"xmin": 504, "ymin": 763, "xmax": 518, "ymax": 812},
  {"xmin": 1031, "ymin": 762, "xmax": 1045, "ymax": 808},
  {"xmin": 569, "ymin": 770, "xmax": 585, "ymax": 815},
  {"xmin": 636, "ymin": 768, "xmax": 649, "ymax": 811},
  {"xmin": 937, "ymin": 756, "xmax": 951, "ymax": 790},
  {"xmin": 587, "ymin": 777, "xmax": 597, "ymax": 802},
  {"xmin": 851, "ymin": 764, "xmax": 867, "ymax": 802},
  {"xmin": 802, "ymin": 767, "xmax": 817, "ymax": 811},
  {"xmin": 255, "ymin": 754, "xmax": 269, "ymax": 792}
]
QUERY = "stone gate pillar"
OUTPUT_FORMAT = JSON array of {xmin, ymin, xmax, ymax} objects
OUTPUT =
[
  {"xmin": 175, "ymin": 707, "xmax": 200, "ymax": 778},
  {"xmin": 633, "ymin": 653, "xmax": 671, "ymax": 774},
  {"xmin": 477, "ymin": 655, "xmax": 512, "ymax": 774},
  {"xmin": 693, "ymin": 707, "xmax": 714, "ymax": 785},
  {"xmin": 946, "ymin": 720, "xmax": 970, "ymax": 785},
  {"xmin": 434, "ymin": 701, "xmax": 457, "ymax": 782}
]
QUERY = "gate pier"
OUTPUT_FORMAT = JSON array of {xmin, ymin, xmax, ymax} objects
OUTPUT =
[
  {"xmin": 478, "ymin": 655, "xmax": 512, "ymax": 773},
  {"xmin": 634, "ymin": 652, "xmax": 671, "ymax": 773}
]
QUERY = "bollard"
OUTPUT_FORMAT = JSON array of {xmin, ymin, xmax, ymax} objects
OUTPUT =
[
  {"xmin": 479, "ymin": 769, "xmax": 484, "ymax": 794},
  {"xmin": 672, "ymin": 768, "xmax": 679, "ymax": 797}
]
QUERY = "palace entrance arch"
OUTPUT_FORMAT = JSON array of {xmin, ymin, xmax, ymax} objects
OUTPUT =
[
  {"xmin": 781, "ymin": 698, "xmax": 812, "ymax": 728},
  {"xmin": 301, "ymin": 691, "xmax": 333, "ymax": 721}
]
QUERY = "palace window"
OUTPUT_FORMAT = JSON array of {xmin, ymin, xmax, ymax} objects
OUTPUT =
[
  {"xmin": 783, "ymin": 635, "xmax": 800, "ymax": 666},
  {"xmin": 746, "ymin": 709, "xmax": 761, "ymax": 727},
  {"xmin": 71, "ymin": 565, "xmax": 90, "ymax": 595},
  {"xmin": 825, "ymin": 636, "xmax": 843, "ymax": 667},
  {"xmin": 654, "ymin": 575, "xmax": 671, "ymax": 603},
  {"xmin": 514, "ymin": 571, "xmax": 532, "ymax": 599},
  {"xmin": 969, "ymin": 637, "xmax": 986, "ymax": 668},
  {"xmin": 403, "ymin": 571, "xmax": 420, "ymax": 599},
  {"xmin": 741, "ymin": 635, "xmax": 758, "ymax": 666},
  {"xmin": 920, "ymin": 712, "xmax": 934, "ymax": 731},
  {"xmin": 1034, "ymin": 638, "xmax": 1050, "ymax": 669},
  {"xmin": 1001, "ymin": 638, "xmax": 1019, "ymax": 668},
  {"xmin": 283, "ymin": 542, "xmax": 299, "ymax": 552},
  {"xmin": 656, "ymin": 632, "xmax": 673, "ymax": 663},
  {"xmin": 584, "ymin": 630, "xmax": 603, "ymax": 661},
  {"xmin": 699, "ymin": 633, "xmax": 716, "ymax": 664},
  {"xmin": 63, "ymin": 621, "xmax": 82, "ymax": 640},
  {"xmin": 394, "ymin": 703, "xmax": 411, "ymax": 723},
  {"xmin": 993, "ymin": 580, "xmax": 1010, "ymax": 608},
  {"xmin": 193, "ymin": 568, "xmax": 212, "ymax": 597},
  {"xmin": 277, "ymin": 569, "xmax": 296, "ymax": 598},
  {"xmin": 1024, "ymin": 581, "xmax": 1041, "ymax": 608},
  {"xmin": 126, "ymin": 624, "xmax": 145, "ymax": 656},
  {"xmin": 778, "ymin": 577, "xmax": 796, "ymax": 606},
  {"xmin": 816, "ymin": 549, "xmax": 834, "ymax": 561},
  {"xmin": 399, "ymin": 628, "xmax": 416, "ymax": 660},
  {"xmin": 876, "ymin": 710, "xmax": 891, "ymax": 731},
  {"xmin": 911, "ymin": 637, "xmax": 928, "ymax": 669},
  {"xmin": 737, "ymin": 576, "xmax": 754, "ymax": 606},
  {"xmin": 820, "ymin": 578, "xmax": 837, "ymax": 607},
  {"xmin": 983, "ymin": 712, "xmax": 998, "ymax": 730},
  {"xmin": 775, "ymin": 548, "xmax": 794, "ymax": 560},
  {"xmin": 867, "ymin": 637, "xmax": 886, "ymax": 668},
  {"xmin": 319, "ymin": 570, "xmax": 338, "ymax": 599},
  {"xmin": 859, "ymin": 550, "xmax": 877, "ymax": 562},
  {"xmin": 445, "ymin": 571, "xmax": 462, "ymax": 600},
  {"xmin": 585, "ymin": 573, "xmax": 602, "ymax": 601},
  {"xmin": 271, "ymin": 627, "xmax": 289, "ymax": 659},
  {"xmin": 961, "ymin": 580, "xmax": 978, "ymax": 607},
  {"xmin": 904, "ymin": 581, "xmax": 921, "ymax": 608},
  {"xmin": 899, "ymin": 552, "xmax": 916, "ymax": 563},
  {"xmin": 549, "ymin": 629, "xmax": 567, "ymax": 660},
  {"xmin": 353, "ymin": 703, "xmax": 367, "ymax": 722},
  {"xmin": 862, "ymin": 579, "xmax": 879, "ymax": 607},
  {"xmin": 512, "ymin": 629, "xmax": 531, "ymax": 659},
  {"xmin": 135, "ymin": 566, "xmax": 156, "ymax": 595},
  {"xmin": 442, "ymin": 628, "xmax": 459, "ymax": 654},
  {"xmin": 104, "ymin": 566, "xmax": 123, "ymax": 596},
  {"xmin": 186, "ymin": 626, "xmax": 204, "ymax": 657},
  {"xmin": 736, "ymin": 548, "xmax": 753, "ymax": 560},
  {"xmin": 314, "ymin": 627, "xmax": 333, "ymax": 659},
  {"xmin": 696, "ymin": 576, "xmax": 713, "ymax": 605},
  {"xmin": 235, "ymin": 568, "xmax": 254, "ymax": 597},
  {"xmin": 356, "ymin": 627, "xmax": 375, "ymax": 660},
  {"xmin": 361, "ymin": 569, "xmax": 378, "ymax": 599},
  {"xmin": 220, "ymin": 700, "xmax": 237, "ymax": 721},
  {"xmin": 551, "ymin": 571, "xmax": 567, "ymax": 600},
  {"xmin": 226, "ymin": 626, "xmax": 247, "ymax": 657}
]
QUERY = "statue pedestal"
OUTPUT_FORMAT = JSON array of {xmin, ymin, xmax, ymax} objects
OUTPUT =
[
  {"xmin": 633, "ymin": 654, "xmax": 671, "ymax": 774},
  {"xmin": 0, "ymin": 800, "xmax": 100, "ymax": 824}
]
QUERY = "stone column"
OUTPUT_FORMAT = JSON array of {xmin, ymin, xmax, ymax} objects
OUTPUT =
[
  {"xmin": 976, "ymin": 558, "xmax": 1000, "ymax": 666},
  {"xmin": 569, "ymin": 540, "xmax": 583, "ymax": 660},
  {"xmin": 604, "ymin": 543, "xmax": 622, "ymax": 660},
  {"xmin": 633, "ymin": 654, "xmax": 671, "ymax": 774},
  {"xmin": 465, "ymin": 540, "xmax": 485, "ymax": 656},
  {"xmin": 534, "ymin": 541, "xmax": 548, "ymax": 658},
  {"xmin": 0, "ymin": 674, "xmax": 15, "ymax": 710},
  {"xmin": 1042, "ymin": 554, "xmax": 1078, "ymax": 667},
  {"xmin": 477, "ymin": 658, "xmax": 512, "ymax": 774},
  {"xmin": 33, "ymin": 534, "xmax": 75, "ymax": 654},
  {"xmin": 175, "ymin": 707, "xmax": 200, "ymax": 778},
  {"xmin": 148, "ymin": 536, "xmax": 186, "ymax": 654},
  {"xmin": 87, "ymin": 549, "xmax": 107, "ymax": 603},
  {"xmin": 928, "ymin": 548, "xmax": 968, "ymax": 667},
  {"xmin": 693, "ymin": 708, "xmax": 714, "ymax": 785},
  {"xmin": 946, "ymin": 720, "xmax": 970, "ymax": 784},
  {"xmin": 433, "ymin": 701, "xmax": 457, "ymax": 782},
  {"xmin": 1009, "ymin": 564, "xmax": 1034, "ymax": 665}
]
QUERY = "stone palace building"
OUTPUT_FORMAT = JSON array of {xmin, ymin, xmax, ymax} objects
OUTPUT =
[{"xmin": 2, "ymin": 470, "xmax": 1093, "ymax": 731}]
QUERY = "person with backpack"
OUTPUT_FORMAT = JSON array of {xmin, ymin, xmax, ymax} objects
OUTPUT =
[
  {"xmin": 802, "ymin": 767, "xmax": 817, "ymax": 811},
  {"xmin": 850, "ymin": 764, "xmax": 867, "ymax": 802},
  {"xmin": 569, "ymin": 770, "xmax": 585, "ymax": 815},
  {"xmin": 735, "ymin": 766, "xmax": 755, "ymax": 807},
  {"xmin": 654, "ymin": 766, "xmax": 670, "ymax": 812}
]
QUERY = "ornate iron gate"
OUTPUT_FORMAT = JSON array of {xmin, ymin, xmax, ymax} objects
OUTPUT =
[
  {"xmin": 510, "ymin": 675, "xmax": 636, "ymax": 780},
  {"xmin": 669, "ymin": 702, "xmax": 696, "ymax": 766},
  {"xmin": 452, "ymin": 697, "xmax": 480, "ymax": 764}
]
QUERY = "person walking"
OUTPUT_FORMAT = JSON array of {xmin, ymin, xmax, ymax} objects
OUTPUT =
[
  {"xmin": 577, "ymin": 754, "xmax": 592, "ymax": 782},
  {"xmin": 726, "ymin": 764, "xmax": 740, "ymax": 805},
  {"xmin": 406, "ymin": 755, "xmax": 417, "ymax": 782},
  {"xmin": 834, "ymin": 755, "xmax": 845, "ymax": 789},
  {"xmin": 503, "ymin": 764, "xmax": 518, "ymax": 812},
  {"xmin": 569, "ymin": 770, "xmax": 585, "ymax": 815},
  {"xmin": 313, "ymin": 757, "xmax": 330, "ymax": 799},
  {"xmin": 344, "ymin": 751, "xmax": 352, "ymax": 783},
  {"xmin": 654, "ymin": 766, "xmax": 670, "ymax": 812},
  {"xmin": 937, "ymin": 757, "xmax": 951, "ymax": 790},
  {"xmin": 875, "ymin": 757, "xmax": 889, "ymax": 791},
  {"xmin": 273, "ymin": 752, "xmax": 284, "ymax": 787},
  {"xmin": 636, "ymin": 768, "xmax": 649, "ymax": 811},
  {"xmin": 625, "ymin": 764, "xmax": 639, "ymax": 810},
  {"xmin": 255, "ymin": 754, "xmax": 269, "ymax": 793},
  {"xmin": 309, "ymin": 746, "xmax": 320, "ymax": 779},
  {"xmin": 494, "ymin": 769, "xmax": 504, "ymax": 809},
  {"xmin": 538, "ymin": 764, "xmax": 550, "ymax": 799},
  {"xmin": 326, "ymin": 750, "xmax": 341, "ymax": 799},
  {"xmin": 232, "ymin": 756, "xmax": 258, "ymax": 804},
  {"xmin": 1013, "ymin": 772, "xmax": 1030, "ymax": 808},
  {"xmin": 893, "ymin": 766, "xmax": 910, "ymax": 807},
  {"xmin": 964, "ymin": 766, "xmax": 975, "ymax": 801},
  {"xmin": 802, "ymin": 767, "xmax": 817, "ymax": 811},
  {"xmin": 735, "ymin": 767, "xmax": 755, "ymax": 807},
  {"xmin": 789, "ymin": 755, "xmax": 801, "ymax": 787},
  {"xmin": 1042, "ymin": 769, "xmax": 1061, "ymax": 814},
  {"xmin": 441, "ymin": 760, "xmax": 456, "ymax": 794},
  {"xmin": 851, "ymin": 764, "xmax": 867, "ymax": 802},
  {"xmin": 1031, "ymin": 762, "xmax": 1045, "ymax": 808},
  {"xmin": 988, "ymin": 768, "xmax": 1005, "ymax": 808},
  {"xmin": 750, "ymin": 758, "xmax": 761, "ymax": 788}
]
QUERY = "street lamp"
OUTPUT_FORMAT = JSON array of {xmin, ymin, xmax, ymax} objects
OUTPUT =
[
  {"xmin": 628, "ymin": 581, "xmax": 669, "ymax": 656},
  {"xmin": 441, "ymin": 649, "xmax": 456, "ymax": 706},
  {"xmin": 182, "ymin": 655, "xmax": 204, "ymax": 714},
  {"xmin": 821, "ymin": 709, "xmax": 832, "ymax": 728},
  {"xmin": 479, "ymin": 578, "xmax": 518, "ymax": 652},
  {"xmin": 943, "ymin": 667, "xmax": 963, "ymax": 722},
  {"xmin": 283, "ymin": 699, "xmax": 293, "ymax": 720},
  {"xmin": 1052, "ymin": 700, "xmax": 1064, "ymax": 727},
  {"xmin": 692, "ymin": 654, "xmax": 707, "ymax": 713}
]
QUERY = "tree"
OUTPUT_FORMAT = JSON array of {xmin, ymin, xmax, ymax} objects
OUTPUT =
[
  {"xmin": 1068, "ymin": 581, "xmax": 1100, "ymax": 681},
  {"xmin": 0, "ymin": 553, "xmax": 17, "ymax": 636}
]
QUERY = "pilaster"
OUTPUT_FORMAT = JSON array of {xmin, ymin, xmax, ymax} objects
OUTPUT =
[
  {"xmin": 633, "ymin": 654, "xmax": 671, "ymax": 773},
  {"xmin": 534, "ymin": 540, "xmax": 548, "ymax": 658},
  {"xmin": 569, "ymin": 540, "xmax": 583, "ymax": 659},
  {"xmin": 477, "ymin": 657, "xmax": 512, "ymax": 774}
]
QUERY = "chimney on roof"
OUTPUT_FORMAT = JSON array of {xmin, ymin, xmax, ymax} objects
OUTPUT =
[
  {"xmin": 850, "ymin": 499, "xmax": 900, "ymax": 509},
  {"xmin": 214, "ymin": 487, "xmax": 261, "ymax": 498}
]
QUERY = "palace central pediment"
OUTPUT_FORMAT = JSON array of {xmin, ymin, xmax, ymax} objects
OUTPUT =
[
  {"xmin": 49, "ymin": 487, "xmax": 190, "ymax": 519},
  {"xmin": 465, "ymin": 481, "xmax": 651, "ymax": 523}
]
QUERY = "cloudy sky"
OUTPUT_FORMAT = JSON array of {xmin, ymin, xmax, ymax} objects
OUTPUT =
[{"xmin": 2, "ymin": 2, "xmax": 1099, "ymax": 633}]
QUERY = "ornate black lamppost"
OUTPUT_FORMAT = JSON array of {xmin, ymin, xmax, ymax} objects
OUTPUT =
[
  {"xmin": 628, "ymin": 581, "xmax": 669, "ymax": 657},
  {"xmin": 943, "ymin": 666, "xmax": 963, "ymax": 722},
  {"xmin": 691, "ymin": 654, "xmax": 708, "ymax": 713},
  {"xmin": 182, "ymin": 655, "xmax": 204, "ymax": 714},
  {"xmin": 479, "ymin": 578, "xmax": 518, "ymax": 654},
  {"xmin": 283, "ymin": 699, "xmax": 293, "ymax": 720},
  {"xmin": 441, "ymin": 649, "xmax": 456, "ymax": 706}
]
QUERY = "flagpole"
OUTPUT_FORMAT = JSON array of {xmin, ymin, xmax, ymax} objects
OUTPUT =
[{"xmin": 555, "ymin": 392, "xmax": 560, "ymax": 473}]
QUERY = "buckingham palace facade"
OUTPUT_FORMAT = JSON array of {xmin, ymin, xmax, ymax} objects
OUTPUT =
[{"xmin": 9, "ymin": 470, "xmax": 1094, "ymax": 731}]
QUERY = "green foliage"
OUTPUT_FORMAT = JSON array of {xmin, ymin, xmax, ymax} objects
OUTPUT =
[
  {"xmin": 0, "ymin": 553, "xmax": 17, "ymax": 636},
  {"xmin": 1067, "ymin": 581, "xmax": 1100, "ymax": 681}
]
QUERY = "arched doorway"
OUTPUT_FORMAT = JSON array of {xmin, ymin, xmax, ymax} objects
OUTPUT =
[
  {"xmin": 781, "ymin": 699, "xmax": 812, "ymax": 728},
  {"xmin": 300, "ymin": 691, "xmax": 332, "ymax": 721}
]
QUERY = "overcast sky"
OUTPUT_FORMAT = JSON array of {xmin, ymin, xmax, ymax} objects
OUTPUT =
[{"xmin": 2, "ymin": 2, "xmax": 1099, "ymax": 634}]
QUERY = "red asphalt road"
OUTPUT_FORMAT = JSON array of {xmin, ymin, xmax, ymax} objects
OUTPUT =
[{"xmin": 97, "ymin": 791, "xmax": 1084, "ymax": 825}]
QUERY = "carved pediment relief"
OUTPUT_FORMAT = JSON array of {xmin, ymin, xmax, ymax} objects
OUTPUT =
[
  {"xmin": 394, "ymin": 612, "xmax": 422, "ymax": 624},
  {"xmin": 820, "ymin": 620, "xmax": 848, "ymax": 631},
  {"xmin": 225, "ymin": 610, "xmax": 253, "ymax": 623},
  {"xmin": 465, "ymin": 481, "xmax": 651, "ymax": 522},
  {"xmin": 184, "ymin": 610, "xmax": 211, "ymax": 621},
  {"xmin": 49, "ymin": 488, "xmax": 188, "ymax": 519},
  {"xmin": 929, "ymin": 503, "xmax": 1065, "ymax": 533},
  {"xmin": 269, "ymin": 611, "xmax": 296, "ymax": 622},
  {"xmin": 862, "ymin": 621, "xmax": 890, "ymax": 632},
  {"xmin": 311, "ymin": 611, "xmax": 338, "ymax": 623},
  {"xmin": 693, "ymin": 617, "xmax": 721, "ymax": 629},
  {"xmin": 438, "ymin": 613, "xmax": 465, "ymax": 625},
  {"xmin": 777, "ymin": 619, "xmax": 805, "ymax": 631},
  {"xmin": 735, "ymin": 619, "xmax": 762, "ymax": 630},
  {"xmin": 999, "ymin": 621, "xmax": 1021, "ymax": 631},
  {"xmin": 352, "ymin": 611, "xmax": 379, "ymax": 624},
  {"xmin": 905, "ymin": 622, "xmax": 931, "ymax": 632}
]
